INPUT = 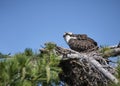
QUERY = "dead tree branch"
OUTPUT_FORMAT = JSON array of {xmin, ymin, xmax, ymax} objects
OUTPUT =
[
  {"xmin": 101, "ymin": 46, "xmax": 120, "ymax": 58},
  {"xmin": 56, "ymin": 45, "xmax": 119, "ymax": 86},
  {"xmin": 40, "ymin": 43, "xmax": 120, "ymax": 86}
]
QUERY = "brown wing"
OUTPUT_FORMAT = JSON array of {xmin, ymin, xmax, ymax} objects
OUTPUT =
[
  {"xmin": 68, "ymin": 39, "xmax": 97, "ymax": 52},
  {"xmin": 87, "ymin": 37, "xmax": 97, "ymax": 46},
  {"xmin": 73, "ymin": 34, "xmax": 87, "ymax": 40},
  {"xmin": 74, "ymin": 34, "xmax": 97, "ymax": 46}
]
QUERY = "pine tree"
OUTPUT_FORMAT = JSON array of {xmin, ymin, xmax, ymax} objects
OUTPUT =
[{"xmin": 0, "ymin": 42, "xmax": 61, "ymax": 86}]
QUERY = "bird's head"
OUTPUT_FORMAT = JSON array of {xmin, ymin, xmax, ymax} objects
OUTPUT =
[
  {"xmin": 63, "ymin": 32, "xmax": 73, "ymax": 37},
  {"xmin": 63, "ymin": 32, "xmax": 76, "ymax": 43}
]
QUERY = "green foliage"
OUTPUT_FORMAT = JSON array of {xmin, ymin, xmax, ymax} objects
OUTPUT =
[
  {"xmin": 109, "ymin": 83, "xmax": 120, "ymax": 86},
  {"xmin": 44, "ymin": 42, "xmax": 56, "ymax": 51},
  {"xmin": 38, "ymin": 42, "xmax": 61, "ymax": 85},
  {"xmin": 0, "ymin": 52, "xmax": 10, "ymax": 58},
  {"xmin": 0, "ymin": 42, "xmax": 61, "ymax": 86},
  {"xmin": 109, "ymin": 57, "xmax": 120, "ymax": 86},
  {"xmin": 24, "ymin": 48, "xmax": 33, "ymax": 56},
  {"xmin": 116, "ymin": 57, "xmax": 120, "ymax": 79},
  {"xmin": 99, "ymin": 45, "xmax": 111, "ymax": 53},
  {"xmin": 99, "ymin": 45, "xmax": 111, "ymax": 58}
]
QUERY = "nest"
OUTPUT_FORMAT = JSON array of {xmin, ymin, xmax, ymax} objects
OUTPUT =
[
  {"xmin": 56, "ymin": 46, "xmax": 116, "ymax": 86},
  {"xmin": 40, "ymin": 43, "xmax": 118, "ymax": 86}
]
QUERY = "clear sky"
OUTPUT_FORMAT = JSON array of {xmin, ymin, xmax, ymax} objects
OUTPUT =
[{"xmin": 0, "ymin": 0, "xmax": 120, "ymax": 54}]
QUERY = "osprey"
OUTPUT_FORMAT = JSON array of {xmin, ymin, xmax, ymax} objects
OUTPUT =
[{"xmin": 63, "ymin": 32, "xmax": 98, "ymax": 52}]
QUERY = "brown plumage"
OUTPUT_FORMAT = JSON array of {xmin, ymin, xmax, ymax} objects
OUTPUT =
[{"xmin": 63, "ymin": 32, "xmax": 98, "ymax": 52}]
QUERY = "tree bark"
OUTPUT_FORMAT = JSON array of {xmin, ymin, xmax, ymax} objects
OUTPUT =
[
  {"xmin": 55, "ymin": 45, "xmax": 120, "ymax": 85},
  {"xmin": 67, "ymin": 53, "xmax": 119, "ymax": 84},
  {"xmin": 40, "ymin": 43, "xmax": 120, "ymax": 86}
]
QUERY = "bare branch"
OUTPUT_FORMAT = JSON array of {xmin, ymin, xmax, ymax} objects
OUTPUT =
[
  {"xmin": 40, "ymin": 43, "xmax": 120, "ymax": 86},
  {"xmin": 67, "ymin": 53, "xmax": 119, "ymax": 84},
  {"xmin": 55, "ymin": 45, "xmax": 119, "ymax": 85}
]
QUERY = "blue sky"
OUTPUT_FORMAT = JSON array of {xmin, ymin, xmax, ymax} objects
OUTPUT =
[{"xmin": 0, "ymin": 0, "xmax": 120, "ymax": 54}]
